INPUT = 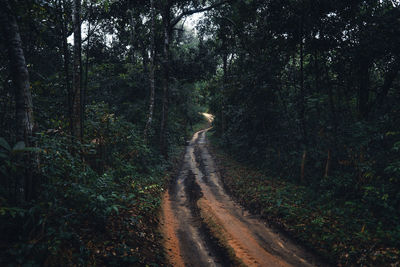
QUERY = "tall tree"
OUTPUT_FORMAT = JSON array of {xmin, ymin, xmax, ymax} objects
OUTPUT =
[
  {"xmin": 0, "ymin": 0, "xmax": 34, "ymax": 201},
  {"xmin": 58, "ymin": 0, "xmax": 73, "ymax": 134},
  {"xmin": 72, "ymin": 0, "xmax": 82, "ymax": 140},
  {"xmin": 159, "ymin": 1, "xmax": 171, "ymax": 157},
  {"xmin": 83, "ymin": 0, "xmax": 92, "ymax": 140},
  {"xmin": 144, "ymin": 0, "xmax": 156, "ymax": 141}
]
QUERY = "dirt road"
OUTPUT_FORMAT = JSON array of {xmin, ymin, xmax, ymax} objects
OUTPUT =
[{"xmin": 161, "ymin": 116, "xmax": 321, "ymax": 267}]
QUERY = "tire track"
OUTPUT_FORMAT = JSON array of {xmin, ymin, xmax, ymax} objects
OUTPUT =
[{"xmin": 162, "ymin": 120, "xmax": 322, "ymax": 266}]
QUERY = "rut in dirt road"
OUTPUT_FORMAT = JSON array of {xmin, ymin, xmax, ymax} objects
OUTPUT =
[{"xmin": 161, "ymin": 125, "xmax": 323, "ymax": 267}]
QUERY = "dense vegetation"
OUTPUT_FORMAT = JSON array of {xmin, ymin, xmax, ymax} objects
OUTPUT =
[
  {"xmin": 0, "ymin": 0, "xmax": 211, "ymax": 265},
  {"xmin": 209, "ymin": 134, "xmax": 399, "ymax": 265},
  {"xmin": 1, "ymin": 0, "xmax": 399, "ymax": 266},
  {"xmin": 204, "ymin": 0, "xmax": 400, "ymax": 265}
]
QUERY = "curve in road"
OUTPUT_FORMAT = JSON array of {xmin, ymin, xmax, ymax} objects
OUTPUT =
[{"xmin": 161, "ymin": 124, "xmax": 322, "ymax": 267}]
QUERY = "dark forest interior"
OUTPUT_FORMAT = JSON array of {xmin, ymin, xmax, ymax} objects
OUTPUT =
[{"xmin": 1, "ymin": 0, "xmax": 400, "ymax": 266}]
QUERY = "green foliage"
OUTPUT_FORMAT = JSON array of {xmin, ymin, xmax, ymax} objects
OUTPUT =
[
  {"xmin": 0, "ymin": 0, "xmax": 223, "ymax": 265},
  {"xmin": 0, "ymin": 138, "xmax": 41, "ymax": 200},
  {"xmin": 2, "ymin": 0, "xmax": 398, "ymax": 265},
  {"xmin": 210, "ymin": 135, "xmax": 400, "ymax": 265},
  {"xmin": 0, "ymin": 107, "xmax": 169, "ymax": 266},
  {"xmin": 203, "ymin": 1, "xmax": 400, "ymax": 264}
]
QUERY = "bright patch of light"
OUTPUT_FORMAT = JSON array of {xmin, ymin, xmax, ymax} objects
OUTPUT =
[{"xmin": 185, "ymin": 12, "xmax": 204, "ymax": 35}]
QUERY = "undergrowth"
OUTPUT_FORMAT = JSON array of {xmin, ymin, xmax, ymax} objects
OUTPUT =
[
  {"xmin": 0, "ymin": 103, "xmax": 192, "ymax": 266},
  {"xmin": 208, "ymin": 130, "xmax": 400, "ymax": 266}
]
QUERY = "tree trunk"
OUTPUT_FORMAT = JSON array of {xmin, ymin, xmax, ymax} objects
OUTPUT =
[
  {"xmin": 72, "ymin": 0, "xmax": 82, "ymax": 141},
  {"xmin": 221, "ymin": 49, "xmax": 228, "ymax": 136},
  {"xmin": 83, "ymin": 2, "xmax": 91, "ymax": 140},
  {"xmin": 357, "ymin": 59, "xmax": 370, "ymax": 120},
  {"xmin": 59, "ymin": 0, "xmax": 73, "ymax": 135},
  {"xmin": 0, "ymin": 0, "xmax": 34, "ymax": 201},
  {"xmin": 299, "ymin": 14, "xmax": 307, "ymax": 183},
  {"xmin": 300, "ymin": 149, "xmax": 307, "ymax": 183},
  {"xmin": 160, "ymin": 3, "xmax": 171, "ymax": 158},
  {"xmin": 128, "ymin": 9, "xmax": 136, "ymax": 64},
  {"xmin": 374, "ymin": 57, "xmax": 400, "ymax": 111},
  {"xmin": 299, "ymin": 16, "xmax": 307, "ymax": 146},
  {"xmin": 144, "ymin": 0, "xmax": 156, "ymax": 141},
  {"xmin": 324, "ymin": 149, "xmax": 331, "ymax": 177}
]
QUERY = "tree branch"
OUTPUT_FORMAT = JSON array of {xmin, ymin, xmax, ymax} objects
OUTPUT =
[
  {"xmin": 82, "ymin": 22, "xmax": 100, "ymax": 44},
  {"xmin": 373, "ymin": 56, "xmax": 400, "ymax": 108},
  {"xmin": 170, "ymin": 0, "xmax": 228, "ymax": 29}
]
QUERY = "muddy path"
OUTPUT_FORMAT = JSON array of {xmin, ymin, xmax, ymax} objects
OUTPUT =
[{"xmin": 161, "ymin": 118, "xmax": 322, "ymax": 267}]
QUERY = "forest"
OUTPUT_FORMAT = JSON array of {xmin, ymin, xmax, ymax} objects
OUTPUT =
[{"xmin": 0, "ymin": 0, "xmax": 399, "ymax": 266}]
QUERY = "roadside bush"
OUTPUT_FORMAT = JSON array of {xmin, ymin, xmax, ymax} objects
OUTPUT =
[
  {"xmin": 209, "ymin": 131, "xmax": 400, "ymax": 266},
  {"xmin": 0, "ymin": 102, "xmax": 167, "ymax": 266}
]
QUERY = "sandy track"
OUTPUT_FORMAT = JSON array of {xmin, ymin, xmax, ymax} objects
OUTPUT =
[{"xmin": 161, "ymin": 118, "xmax": 321, "ymax": 267}]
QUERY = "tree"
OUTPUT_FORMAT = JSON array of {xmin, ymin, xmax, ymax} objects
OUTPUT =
[
  {"xmin": 159, "ymin": 0, "xmax": 228, "ymax": 158},
  {"xmin": 144, "ymin": 0, "xmax": 156, "ymax": 141},
  {"xmin": 0, "ymin": 0, "xmax": 34, "ymax": 201},
  {"xmin": 57, "ymin": 0, "xmax": 73, "ymax": 134},
  {"xmin": 72, "ymin": 0, "xmax": 82, "ymax": 140}
]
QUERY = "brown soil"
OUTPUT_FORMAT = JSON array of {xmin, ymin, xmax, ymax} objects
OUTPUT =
[
  {"xmin": 160, "ymin": 114, "xmax": 322, "ymax": 267},
  {"xmin": 161, "ymin": 191, "xmax": 185, "ymax": 267}
]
